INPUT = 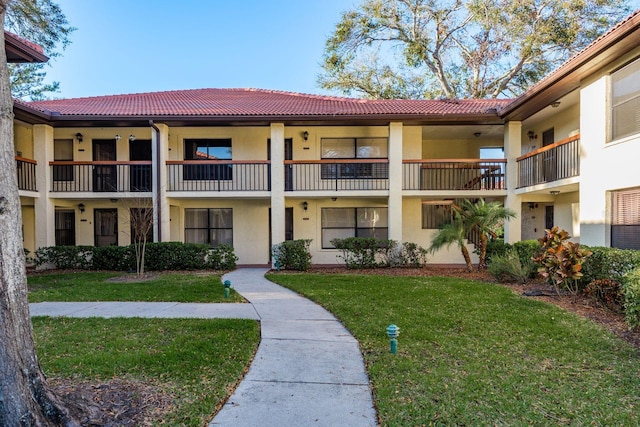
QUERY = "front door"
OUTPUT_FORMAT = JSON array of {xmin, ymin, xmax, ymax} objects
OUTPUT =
[
  {"xmin": 94, "ymin": 208, "xmax": 118, "ymax": 246},
  {"xmin": 93, "ymin": 139, "xmax": 117, "ymax": 191},
  {"xmin": 542, "ymin": 128, "xmax": 555, "ymax": 182},
  {"xmin": 129, "ymin": 139, "xmax": 152, "ymax": 191}
]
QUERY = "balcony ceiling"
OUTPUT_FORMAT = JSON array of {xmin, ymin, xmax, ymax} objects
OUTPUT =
[{"xmin": 422, "ymin": 124, "xmax": 504, "ymax": 140}]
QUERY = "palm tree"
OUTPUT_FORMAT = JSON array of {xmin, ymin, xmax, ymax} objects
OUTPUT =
[
  {"xmin": 458, "ymin": 199, "xmax": 516, "ymax": 269},
  {"xmin": 429, "ymin": 208, "xmax": 474, "ymax": 271}
]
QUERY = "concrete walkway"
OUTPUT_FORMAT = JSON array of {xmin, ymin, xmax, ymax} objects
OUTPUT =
[{"xmin": 29, "ymin": 268, "xmax": 377, "ymax": 426}]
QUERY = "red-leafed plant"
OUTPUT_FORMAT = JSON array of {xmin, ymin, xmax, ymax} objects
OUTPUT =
[{"xmin": 533, "ymin": 227, "xmax": 592, "ymax": 295}]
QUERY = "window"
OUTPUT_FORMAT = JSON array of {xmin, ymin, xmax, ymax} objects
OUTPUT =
[
  {"xmin": 53, "ymin": 139, "xmax": 73, "ymax": 181},
  {"xmin": 421, "ymin": 201, "xmax": 454, "ymax": 229},
  {"xmin": 611, "ymin": 58, "xmax": 640, "ymax": 141},
  {"xmin": 320, "ymin": 138, "xmax": 388, "ymax": 179},
  {"xmin": 321, "ymin": 207, "xmax": 388, "ymax": 248},
  {"xmin": 185, "ymin": 208, "xmax": 233, "ymax": 247},
  {"xmin": 184, "ymin": 139, "xmax": 232, "ymax": 180},
  {"xmin": 55, "ymin": 209, "xmax": 75, "ymax": 246},
  {"xmin": 611, "ymin": 187, "xmax": 640, "ymax": 250}
]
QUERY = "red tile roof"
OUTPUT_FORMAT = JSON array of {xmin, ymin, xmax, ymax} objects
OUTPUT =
[
  {"xmin": 5, "ymin": 31, "xmax": 48, "ymax": 63},
  {"xmin": 27, "ymin": 88, "xmax": 511, "ymax": 118}
]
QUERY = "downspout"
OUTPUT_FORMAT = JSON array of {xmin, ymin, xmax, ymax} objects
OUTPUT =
[{"xmin": 149, "ymin": 120, "xmax": 162, "ymax": 242}]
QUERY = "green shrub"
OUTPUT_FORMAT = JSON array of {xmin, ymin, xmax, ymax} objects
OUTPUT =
[
  {"xmin": 272, "ymin": 239, "xmax": 312, "ymax": 271},
  {"xmin": 583, "ymin": 279, "xmax": 623, "ymax": 312},
  {"xmin": 144, "ymin": 242, "xmax": 210, "ymax": 270},
  {"xmin": 532, "ymin": 227, "xmax": 591, "ymax": 295},
  {"xmin": 33, "ymin": 242, "xmax": 239, "ymax": 272},
  {"xmin": 34, "ymin": 246, "xmax": 94, "ymax": 270},
  {"xmin": 579, "ymin": 247, "xmax": 640, "ymax": 287},
  {"xmin": 622, "ymin": 268, "xmax": 640, "ymax": 330},
  {"xmin": 389, "ymin": 242, "xmax": 428, "ymax": 267},
  {"xmin": 488, "ymin": 249, "xmax": 535, "ymax": 283},
  {"xmin": 207, "ymin": 244, "xmax": 238, "ymax": 270},
  {"xmin": 92, "ymin": 245, "xmax": 136, "ymax": 271},
  {"xmin": 484, "ymin": 239, "xmax": 511, "ymax": 263},
  {"xmin": 331, "ymin": 237, "xmax": 396, "ymax": 269}
]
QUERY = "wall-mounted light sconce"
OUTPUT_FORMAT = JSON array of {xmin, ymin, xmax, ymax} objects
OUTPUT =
[
  {"xmin": 303, "ymin": 131, "xmax": 309, "ymax": 141},
  {"xmin": 550, "ymin": 190, "xmax": 560, "ymax": 196},
  {"xmin": 302, "ymin": 201, "xmax": 308, "ymax": 211},
  {"xmin": 551, "ymin": 101, "xmax": 561, "ymax": 108},
  {"xmin": 75, "ymin": 132, "xmax": 83, "ymax": 143},
  {"xmin": 474, "ymin": 132, "xmax": 481, "ymax": 138},
  {"xmin": 129, "ymin": 134, "xmax": 136, "ymax": 142},
  {"xmin": 78, "ymin": 203, "xmax": 85, "ymax": 213},
  {"xmin": 527, "ymin": 130, "xmax": 536, "ymax": 141},
  {"xmin": 331, "ymin": 197, "xmax": 337, "ymax": 202},
  {"xmin": 114, "ymin": 134, "xmax": 121, "ymax": 141}
]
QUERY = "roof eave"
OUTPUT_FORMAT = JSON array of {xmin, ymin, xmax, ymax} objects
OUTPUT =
[
  {"xmin": 500, "ymin": 11, "xmax": 640, "ymax": 122},
  {"xmin": 38, "ymin": 112, "xmax": 504, "ymax": 127},
  {"xmin": 5, "ymin": 32, "xmax": 48, "ymax": 63}
]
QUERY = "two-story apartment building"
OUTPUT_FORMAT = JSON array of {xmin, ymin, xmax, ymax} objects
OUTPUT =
[{"xmin": 12, "ymin": 9, "xmax": 640, "ymax": 266}]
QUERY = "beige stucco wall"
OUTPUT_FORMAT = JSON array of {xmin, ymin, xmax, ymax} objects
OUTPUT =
[
  {"xmin": 290, "ymin": 197, "xmax": 389, "ymax": 265},
  {"xmin": 14, "ymin": 122, "xmax": 34, "ymax": 158},
  {"xmin": 580, "ymin": 48, "xmax": 640, "ymax": 247},
  {"xmin": 51, "ymin": 128, "xmax": 152, "ymax": 162},
  {"xmin": 521, "ymin": 103, "xmax": 580, "ymax": 154},
  {"xmin": 21, "ymin": 203, "xmax": 35, "ymax": 255},
  {"xmin": 168, "ymin": 199, "xmax": 271, "ymax": 265}
]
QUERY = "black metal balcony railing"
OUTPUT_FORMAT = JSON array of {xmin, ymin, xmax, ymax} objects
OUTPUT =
[
  {"xmin": 49, "ymin": 161, "xmax": 152, "ymax": 192},
  {"xmin": 403, "ymin": 159, "xmax": 506, "ymax": 191},
  {"xmin": 517, "ymin": 136, "xmax": 580, "ymax": 188},
  {"xmin": 167, "ymin": 161, "xmax": 271, "ymax": 191},
  {"xmin": 285, "ymin": 160, "xmax": 389, "ymax": 191},
  {"xmin": 16, "ymin": 157, "xmax": 37, "ymax": 191}
]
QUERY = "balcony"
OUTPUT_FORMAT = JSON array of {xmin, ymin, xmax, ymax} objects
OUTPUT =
[
  {"xmin": 403, "ymin": 159, "xmax": 506, "ymax": 191},
  {"xmin": 49, "ymin": 161, "xmax": 152, "ymax": 193},
  {"xmin": 167, "ymin": 161, "xmax": 271, "ymax": 191},
  {"xmin": 285, "ymin": 160, "xmax": 389, "ymax": 191},
  {"xmin": 16, "ymin": 157, "xmax": 37, "ymax": 192},
  {"xmin": 517, "ymin": 135, "xmax": 580, "ymax": 188}
]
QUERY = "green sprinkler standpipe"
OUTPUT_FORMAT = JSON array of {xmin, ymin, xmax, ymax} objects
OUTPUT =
[
  {"xmin": 386, "ymin": 324, "xmax": 400, "ymax": 354},
  {"xmin": 223, "ymin": 280, "xmax": 231, "ymax": 299}
]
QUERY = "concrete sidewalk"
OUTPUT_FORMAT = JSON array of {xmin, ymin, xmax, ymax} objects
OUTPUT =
[
  {"xmin": 210, "ymin": 268, "xmax": 376, "ymax": 426},
  {"xmin": 29, "ymin": 269, "xmax": 377, "ymax": 426},
  {"xmin": 29, "ymin": 301, "xmax": 260, "ymax": 319}
]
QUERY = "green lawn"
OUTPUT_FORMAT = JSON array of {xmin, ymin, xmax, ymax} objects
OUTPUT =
[
  {"xmin": 28, "ymin": 272, "xmax": 244, "ymax": 303},
  {"xmin": 34, "ymin": 317, "xmax": 260, "ymax": 426},
  {"xmin": 267, "ymin": 273, "xmax": 640, "ymax": 425}
]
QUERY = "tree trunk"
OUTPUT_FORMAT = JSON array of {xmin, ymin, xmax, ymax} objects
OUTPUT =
[
  {"xmin": 478, "ymin": 233, "xmax": 488, "ymax": 270},
  {"xmin": 460, "ymin": 244, "xmax": 473, "ymax": 272},
  {"xmin": 0, "ymin": 9, "xmax": 77, "ymax": 425}
]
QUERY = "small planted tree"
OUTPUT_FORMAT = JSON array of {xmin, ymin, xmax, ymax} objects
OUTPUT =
[
  {"xmin": 124, "ymin": 198, "xmax": 154, "ymax": 276},
  {"xmin": 533, "ymin": 227, "xmax": 592, "ymax": 295}
]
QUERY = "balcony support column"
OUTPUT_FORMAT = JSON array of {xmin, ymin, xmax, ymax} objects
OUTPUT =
[
  {"xmin": 151, "ymin": 122, "xmax": 170, "ymax": 242},
  {"xmin": 270, "ymin": 123, "xmax": 285, "ymax": 265},
  {"xmin": 388, "ymin": 122, "xmax": 403, "ymax": 243},
  {"xmin": 33, "ymin": 124, "xmax": 55, "ymax": 249},
  {"xmin": 504, "ymin": 121, "xmax": 522, "ymax": 243}
]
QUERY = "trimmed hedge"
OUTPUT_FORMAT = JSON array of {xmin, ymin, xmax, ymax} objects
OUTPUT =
[
  {"xmin": 331, "ymin": 237, "xmax": 428, "ymax": 269},
  {"xmin": 623, "ymin": 267, "xmax": 640, "ymax": 330},
  {"xmin": 34, "ymin": 242, "xmax": 237, "ymax": 271},
  {"xmin": 579, "ymin": 246, "xmax": 640, "ymax": 286}
]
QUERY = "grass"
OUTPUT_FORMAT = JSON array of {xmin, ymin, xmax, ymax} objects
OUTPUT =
[
  {"xmin": 34, "ymin": 317, "xmax": 260, "ymax": 426},
  {"xmin": 28, "ymin": 272, "xmax": 244, "ymax": 303},
  {"xmin": 267, "ymin": 273, "xmax": 640, "ymax": 425}
]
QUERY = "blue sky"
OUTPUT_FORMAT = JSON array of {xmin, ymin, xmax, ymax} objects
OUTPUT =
[
  {"xmin": 44, "ymin": 0, "xmax": 357, "ymax": 99},
  {"xmin": 43, "ymin": 0, "xmax": 640, "ymax": 100}
]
